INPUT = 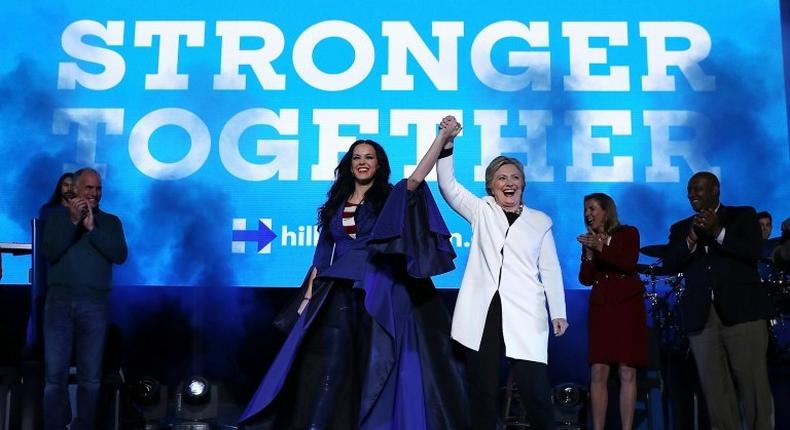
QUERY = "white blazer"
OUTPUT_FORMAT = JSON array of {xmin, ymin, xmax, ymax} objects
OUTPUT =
[{"xmin": 437, "ymin": 155, "xmax": 567, "ymax": 363}]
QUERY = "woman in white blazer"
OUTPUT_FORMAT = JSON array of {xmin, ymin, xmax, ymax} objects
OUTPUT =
[{"xmin": 430, "ymin": 115, "xmax": 568, "ymax": 430}]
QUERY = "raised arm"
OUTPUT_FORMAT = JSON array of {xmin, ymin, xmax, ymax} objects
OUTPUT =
[
  {"xmin": 595, "ymin": 226, "xmax": 640, "ymax": 273},
  {"xmin": 41, "ymin": 210, "xmax": 80, "ymax": 264},
  {"xmin": 579, "ymin": 250, "xmax": 596, "ymax": 286},
  {"xmin": 435, "ymin": 118, "xmax": 481, "ymax": 223},
  {"xmin": 87, "ymin": 214, "xmax": 128, "ymax": 264},
  {"xmin": 663, "ymin": 220, "xmax": 695, "ymax": 274},
  {"xmin": 712, "ymin": 207, "xmax": 762, "ymax": 263},
  {"xmin": 406, "ymin": 115, "xmax": 460, "ymax": 191}
]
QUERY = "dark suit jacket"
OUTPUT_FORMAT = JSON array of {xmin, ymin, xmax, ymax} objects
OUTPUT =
[{"xmin": 663, "ymin": 205, "xmax": 773, "ymax": 332}]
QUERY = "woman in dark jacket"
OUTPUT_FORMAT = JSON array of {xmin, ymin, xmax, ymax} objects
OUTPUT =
[{"xmin": 577, "ymin": 193, "xmax": 647, "ymax": 430}]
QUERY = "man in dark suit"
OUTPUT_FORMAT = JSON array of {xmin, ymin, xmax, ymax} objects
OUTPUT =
[{"xmin": 664, "ymin": 172, "xmax": 773, "ymax": 430}]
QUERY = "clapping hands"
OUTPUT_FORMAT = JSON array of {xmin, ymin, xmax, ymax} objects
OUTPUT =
[
  {"xmin": 67, "ymin": 197, "xmax": 94, "ymax": 231},
  {"xmin": 692, "ymin": 208, "xmax": 722, "ymax": 238},
  {"xmin": 577, "ymin": 231, "xmax": 607, "ymax": 253}
]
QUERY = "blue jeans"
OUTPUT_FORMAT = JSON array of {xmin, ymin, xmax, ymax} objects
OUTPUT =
[{"xmin": 43, "ymin": 294, "xmax": 108, "ymax": 430}]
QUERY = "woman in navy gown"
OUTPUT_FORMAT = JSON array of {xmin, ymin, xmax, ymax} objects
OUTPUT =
[{"xmin": 240, "ymin": 127, "xmax": 468, "ymax": 429}]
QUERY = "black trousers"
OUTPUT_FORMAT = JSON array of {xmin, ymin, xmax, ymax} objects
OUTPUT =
[
  {"xmin": 291, "ymin": 283, "xmax": 364, "ymax": 430},
  {"xmin": 465, "ymin": 292, "xmax": 556, "ymax": 430}
]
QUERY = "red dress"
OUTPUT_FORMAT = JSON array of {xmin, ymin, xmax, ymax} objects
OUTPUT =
[{"xmin": 579, "ymin": 225, "xmax": 648, "ymax": 366}]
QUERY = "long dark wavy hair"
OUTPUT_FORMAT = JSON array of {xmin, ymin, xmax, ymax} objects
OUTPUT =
[
  {"xmin": 44, "ymin": 172, "xmax": 74, "ymax": 207},
  {"xmin": 317, "ymin": 139, "xmax": 392, "ymax": 231}
]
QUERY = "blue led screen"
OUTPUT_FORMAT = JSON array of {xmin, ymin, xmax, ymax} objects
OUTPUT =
[{"xmin": 1, "ymin": 0, "xmax": 788, "ymax": 288}]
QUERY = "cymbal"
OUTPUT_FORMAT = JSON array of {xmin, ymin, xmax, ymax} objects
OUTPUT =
[
  {"xmin": 636, "ymin": 263, "xmax": 674, "ymax": 276},
  {"xmin": 640, "ymin": 244, "xmax": 668, "ymax": 258}
]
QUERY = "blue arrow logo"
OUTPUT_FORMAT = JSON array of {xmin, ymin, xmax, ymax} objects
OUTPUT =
[{"xmin": 232, "ymin": 218, "xmax": 277, "ymax": 254}]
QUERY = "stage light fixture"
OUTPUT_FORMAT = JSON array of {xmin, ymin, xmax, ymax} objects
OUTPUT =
[
  {"xmin": 552, "ymin": 382, "xmax": 588, "ymax": 429},
  {"xmin": 174, "ymin": 375, "xmax": 218, "ymax": 429},
  {"xmin": 130, "ymin": 377, "xmax": 167, "ymax": 429},
  {"xmin": 133, "ymin": 377, "xmax": 161, "ymax": 406},
  {"xmin": 184, "ymin": 376, "xmax": 210, "ymax": 405},
  {"xmin": 554, "ymin": 383, "xmax": 581, "ymax": 406}
]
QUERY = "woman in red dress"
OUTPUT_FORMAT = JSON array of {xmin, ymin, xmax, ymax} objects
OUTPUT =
[{"xmin": 577, "ymin": 193, "xmax": 647, "ymax": 430}]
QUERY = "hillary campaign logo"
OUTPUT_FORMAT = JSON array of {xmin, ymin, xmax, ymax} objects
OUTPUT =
[
  {"xmin": 231, "ymin": 218, "xmax": 276, "ymax": 254},
  {"xmin": 232, "ymin": 217, "xmax": 473, "ymax": 255},
  {"xmin": 232, "ymin": 219, "xmax": 326, "ymax": 254}
]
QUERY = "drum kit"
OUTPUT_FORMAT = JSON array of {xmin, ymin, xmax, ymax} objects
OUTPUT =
[
  {"xmin": 638, "ymin": 244, "xmax": 790, "ymax": 361},
  {"xmin": 638, "ymin": 245, "xmax": 689, "ymax": 354},
  {"xmin": 763, "ymin": 258, "xmax": 790, "ymax": 362}
]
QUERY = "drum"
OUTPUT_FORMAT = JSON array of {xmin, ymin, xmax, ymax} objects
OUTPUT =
[
  {"xmin": 643, "ymin": 273, "xmax": 688, "ymax": 354},
  {"xmin": 764, "ymin": 269, "xmax": 790, "ymax": 363},
  {"xmin": 769, "ymin": 313, "xmax": 790, "ymax": 363},
  {"xmin": 764, "ymin": 270, "xmax": 790, "ymax": 313}
]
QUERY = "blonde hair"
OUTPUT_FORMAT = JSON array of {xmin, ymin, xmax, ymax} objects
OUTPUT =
[{"xmin": 484, "ymin": 156, "xmax": 525, "ymax": 197}]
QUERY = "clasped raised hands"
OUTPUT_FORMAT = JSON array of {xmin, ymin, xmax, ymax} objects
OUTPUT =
[{"xmin": 438, "ymin": 115, "xmax": 462, "ymax": 144}]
